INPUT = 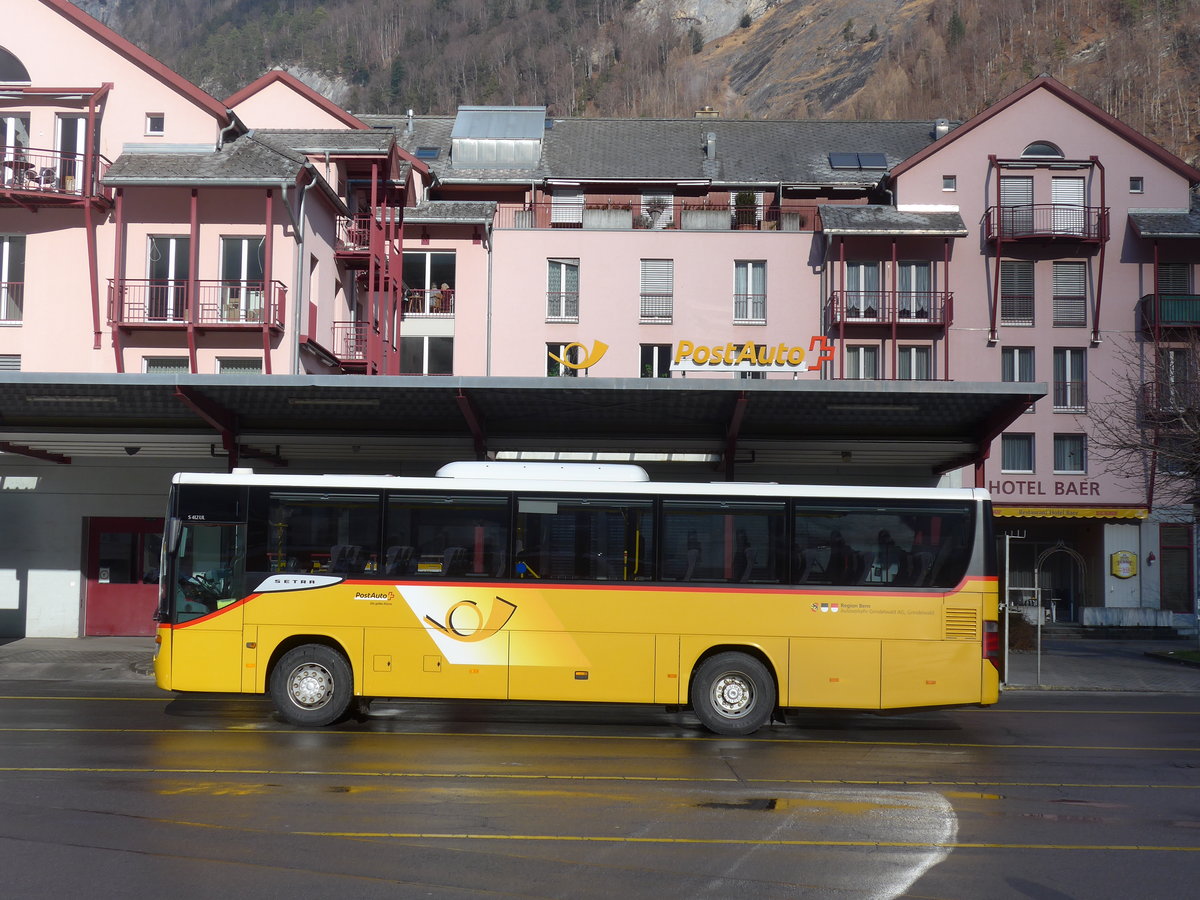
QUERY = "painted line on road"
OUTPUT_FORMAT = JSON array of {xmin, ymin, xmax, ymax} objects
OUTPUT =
[
  {"xmin": 290, "ymin": 830, "xmax": 1200, "ymax": 852},
  {"xmin": 2, "ymin": 766, "xmax": 1199, "ymax": 793},
  {"xmin": 4, "ymin": 726, "xmax": 1199, "ymax": 755}
]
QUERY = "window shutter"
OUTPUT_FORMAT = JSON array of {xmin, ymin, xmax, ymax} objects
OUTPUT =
[
  {"xmin": 640, "ymin": 259, "xmax": 673, "ymax": 320},
  {"xmin": 1000, "ymin": 261, "xmax": 1034, "ymax": 325},
  {"xmin": 1053, "ymin": 262, "xmax": 1087, "ymax": 326},
  {"xmin": 550, "ymin": 189, "xmax": 583, "ymax": 224}
]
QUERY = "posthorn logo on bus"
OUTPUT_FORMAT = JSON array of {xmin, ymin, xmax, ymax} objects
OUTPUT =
[{"xmin": 425, "ymin": 595, "xmax": 518, "ymax": 642}]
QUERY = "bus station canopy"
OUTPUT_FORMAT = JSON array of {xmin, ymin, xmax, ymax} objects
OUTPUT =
[{"xmin": 0, "ymin": 374, "xmax": 1045, "ymax": 484}]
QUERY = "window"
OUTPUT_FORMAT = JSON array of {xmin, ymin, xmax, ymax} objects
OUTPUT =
[
  {"xmin": 1002, "ymin": 346, "xmax": 1036, "ymax": 413},
  {"xmin": 1053, "ymin": 347, "xmax": 1086, "ymax": 411},
  {"xmin": 0, "ymin": 235, "xmax": 24, "ymax": 323},
  {"xmin": 547, "ymin": 258, "xmax": 579, "ymax": 321},
  {"xmin": 385, "ymin": 494, "xmax": 509, "ymax": 579},
  {"xmin": 1021, "ymin": 141, "xmax": 1064, "ymax": 159},
  {"xmin": 1156, "ymin": 347, "xmax": 1193, "ymax": 411},
  {"xmin": 402, "ymin": 251, "xmax": 456, "ymax": 316},
  {"xmin": 1159, "ymin": 524, "xmax": 1194, "ymax": 613},
  {"xmin": 942, "ymin": 175, "xmax": 956, "ymax": 191},
  {"xmin": 517, "ymin": 495, "xmax": 655, "ymax": 581},
  {"xmin": 1157, "ymin": 262, "xmax": 1191, "ymax": 294},
  {"xmin": 143, "ymin": 356, "xmax": 189, "ymax": 374},
  {"xmin": 640, "ymin": 343, "xmax": 672, "ymax": 378},
  {"xmin": 662, "ymin": 499, "xmax": 784, "ymax": 583},
  {"xmin": 1000, "ymin": 260, "xmax": 1034, "ymax": 326},
  {"xmin": 147, "ymin": 235, "xmax": 189, "ymax": 320},
  {"xmin": 897, "ymin": 345, "xmax": 932, "ymax": 380},
  {"xmin": 998, "ymin": 176, "xmax": 1034, "ymax": 235},
  {"xmin": 2, "ymin": 115, "xmax": 31, "ymax": 192},
  {"xmin": 641, "ymin": 191, "xmax": 674, "ymax": 229},
  {"xmin": 1129, "ymin": 177, "xmax": 1144, "ymax": 193},
  {"xmin": 845, "ymin": 262, "xmax": 881, "ymax": 319},
  {"xmin": 844, "ymin": 345, "xmax": 878, "ymax": 379},
  {"xmin": 401, "ymin": 336, "xmax": 453, "ymax": 374},
  {"xmin": 1001, "ymin": 434, "xmax": 1034, "ymax": 472},
  {"xmin": 0, "ymin": 48, "xmax": 31, "ymax": 83},
  {"xmin": 0, "ymin": 354, "xmax": 18, "ymax": 371},
  {"xmin": 729, "ymin": 190, "xmax": 763, "ymax": 227},
  {"xmin": 640, "ymin": 259, "xmax": 673, "ymax": 322},
  {"xmin": 145, "ymin": 113, "xmax": 165, "ymax": 136},
  {"xmin": 733, "ymin": 260, "xmax": 766, "ymax": 322},
  {"xmin": 736, "ymin": 344, "xmax": 766, "ymax": 379},
  {"xmin": 897, "ymin": 261, "xmax": 932, "ymax": 318},
  {"xmin": 1051, "ymin": 176, "xmax": 1087, "ymax": 235},
  {"xmin": 220, "ymin": 237, "xmax": 265, "ymax": 323},
  {"xmin": 247, "ymin": 489, "xmax": 381, "ymax": 577},
  {"xmin": 547, "ymin": 342, "xmax": 581, "ymax": 377},
  {"xmin": 550, "ymin": 188, "xmax": 583, "ymax": 227},
  {"xmin": 1053, "ymin": 434, "xmax": 1086, "ymax": 473},
  {"xmin": 1052, "ymin": 261, "xmax": 1087, "ymax": 326},
  {"xmin": 217, "ymin": 358, "xmax": 263, "ymax": 375}
]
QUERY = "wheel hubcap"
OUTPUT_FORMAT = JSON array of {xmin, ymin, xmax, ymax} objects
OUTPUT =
[
  {"xmin": 289, "ymin": 663, "xmax": 333, "ymax": 709},
  {"xmin": 712, "ymin": 673, "xmax": 753, "ymax": 717}
]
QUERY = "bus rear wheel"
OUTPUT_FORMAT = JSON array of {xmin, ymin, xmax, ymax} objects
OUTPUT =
[
  {"xmin": 270, "ymin": 644, "xmax": 353, "ymax": 727},
  {"xmin": 692, "ymin": 652, "xmax": 775, "ymax": 736}
]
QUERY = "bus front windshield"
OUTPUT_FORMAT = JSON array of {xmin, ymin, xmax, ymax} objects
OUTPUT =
[{"xmin": 168, "ymin": 521, "xmax": 246, "ymax": 623}]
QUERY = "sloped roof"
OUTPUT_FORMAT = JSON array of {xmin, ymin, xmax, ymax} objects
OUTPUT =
[
  {"xmin": 39, "ymin": 0, "xmax": 232, "ymax": 126},
  {"xmin": 104, "ymin": 134, "xmax": 306, "ymax": 184},
  {"xmin": 1128, "ymin": 197, "xmax": 1200, "ymax": 238},
  {"xmin": 224, "ymin": 70, "xmax": 369, "ymax": 130},
  {"xmin": 891, "ymin": 76, "xmax": 1200, "ymax": 184},
  {"xmin": 820, "ymin": 206, "xmax": 968, "ymax": 236},
  {"xmin": 402, "ymin": 200, "xmax": 498, "ymax": 224},
  {"xmin": 362, "ymin": 114, "xmax": 942, "ymax": 187}
]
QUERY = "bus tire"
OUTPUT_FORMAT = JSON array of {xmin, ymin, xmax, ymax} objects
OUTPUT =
[
  {"xmin": 692, "ymin": 652, "xmax": 775, "ymax": 736},
  {"xmin": 270, "ymin": 644, "xmax": 353, "ymax": 727}
]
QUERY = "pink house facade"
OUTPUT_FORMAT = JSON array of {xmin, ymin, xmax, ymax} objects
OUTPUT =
[{"xmin": 1, "ymin": 0, "xmax": 1197, "ymax": 636}]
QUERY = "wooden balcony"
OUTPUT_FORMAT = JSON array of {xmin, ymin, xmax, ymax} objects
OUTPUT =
[
  {"xmin": 1141, "ymin": 293, "xmax": 1200, "ymax": 330},
  {"xmin": 108, "ymin": 279, "xmax": 286, "ymax": 330},
  {"xmin": 0, "ymin": 148, "xmax": 111, "ymax": 208},
  {"xmin": 984, "ymin": 204, "xmax": 1108, "ymax": 243},
  {"xmin": 826, "ymin": 291, "xmax": 953, "ymax": 327}
]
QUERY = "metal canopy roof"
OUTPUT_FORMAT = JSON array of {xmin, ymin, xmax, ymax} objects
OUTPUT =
[{"xmin": 0, "ymin": 375, "xmax": 1044, "ymax": 484}]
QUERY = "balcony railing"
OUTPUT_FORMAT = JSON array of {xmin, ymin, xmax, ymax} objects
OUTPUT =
[
  {"xmin": 494, "ymin": 200, "xmax": 819, "ymax": 232},
  {"xmin": 984, "ymin": 204, "xmax": 1108, "ymax": 242},
  {"xmin": 1141, "ymin": 380, "xmax": 1199, "ymax": 421},
  {"xmin": 733, "ymin": 292, "xmax": 766, "ymax": 323},
  {"xmin": 1053, "ymin": 380, "xmax": 1087, "ymax": 411},
  {"xmin": 403, "ymin": 287, "xmax": 454, "ymax": 317},
  {"xmin": 546, "ymin": 291, "xmax": 579, "ymax": 322},
  {"xmin": 108, "ymin": 279, "xmax": 286, "ymax": 329},
  {"xmin": 639, "ymin": 293, "xmax": 673, "ymax": 323},
  {"xmin": 331, "ymin": 321, "xmax": 369, "ymax": 362},
  {"xmin": 336, "ymin": 215, "xmax": 373, "ymax": 251},
  {"xmin": 826, "ymin": 291, "xmax": 953, "ymax": 326},
  {"xmin": 0, "ymin": 281, "xmax": 22, "ymax": 322},
  {"xmin": 1141, "ymin": 293, "xmax": 1200, "ymax": 329},
  {"xmin": 1, "ymin": 147, "xmax": 110, "ymax": 200}
]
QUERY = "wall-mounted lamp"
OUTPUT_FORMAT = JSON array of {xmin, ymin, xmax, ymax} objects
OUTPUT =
[
  {"xmin": 420, "ymin": 228, "xmax": 430, "ymax": 245},
  {"xmin": 1147, "ymin": 552, "xmax": 1156, "ymax": 566}
]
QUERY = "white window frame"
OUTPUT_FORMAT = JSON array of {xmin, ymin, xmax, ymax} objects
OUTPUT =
[
  {"xmin": 142, "ymin": 356, "xmax": 189, "ymax": 374},
  {"xmin": 1052, "ymin": 261, "xmax": 1087, "ymax": 327},
  {"xmin": 640, "ymin": 343, "xmax": 672, "ymax": 378},
  {"xmin": 942, "ymin": 175, "xmax": 956, "ymax": 191},
  {"xmin": 546, "ymin": 258, "xmax": 579, "ymax": 322},
  {"xmin": 145, "ymin": 113, "xmax": 165, "ymax": 136},
  {"xmin": 1001, "ymin": 434, "xmax": 1035, "ymax": 473},
  {"xmin": 547, "ymin": 342, "xmax": 581, "ymax": 377},
  {"xmin": 641, "ymin": 191, "xmax": 675, "ymax": 229},
  {"xmin": 1053, "ymin": 347, "xmax": 1087, "ymax": 412},
  {"xmin": 1053, "ymin": 434, "xmax": 1087, "ymax": 474},
  {"xmin": 0, "ymin": 234, "xmax": 25, "ymax": 323},
  {"xmin": 844, "ymin": 345, "xmax": 879, "ymax": 380},
  {"xmin": 897, "ymin": 345, "xmax": 932, "ymax": 380},
  {"xmin": 639, "ymin": 259, "xmax": 673, "ymax": 323},
  {"xmin": 1129, "ymin": 176, "xmax": 1144, "ymax": 193},
  {"xmin": 217, "ymin": 357, "xmax": 263, "ymax": 375},
  {"xmin": 1000, "ymin": 260, "xmax": 1034, "ymax": 326},
  {"xmin": 733, "ymin": 260, "xmax": 766, "ymax": 323}
]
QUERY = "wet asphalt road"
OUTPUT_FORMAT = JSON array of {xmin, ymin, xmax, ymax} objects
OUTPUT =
[{"xmin": 1, "ymin": 683, "xmax": 1198, "ymax": 899}]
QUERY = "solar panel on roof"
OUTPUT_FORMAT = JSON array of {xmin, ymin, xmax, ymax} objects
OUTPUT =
[
  {"xmin": 415, "ymin": 147, "xmax": 440, "ymax": 159},
  {"xmin": 858, "ymin": 153, "xmax": 888, "ymax": 168},
  {"xmin": 829, "ymin": 152, "xmax": 859, "ymax": 169}
]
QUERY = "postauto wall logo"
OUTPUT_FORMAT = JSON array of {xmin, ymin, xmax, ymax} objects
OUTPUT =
[{"xmin": 546, "ymin": 338, "xmax": 835, "ymax": 372}]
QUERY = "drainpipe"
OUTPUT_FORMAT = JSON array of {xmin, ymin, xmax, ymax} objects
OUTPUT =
[
  {"xmin": 485, "ymin": 222, "xmax": 495, "ymax": 375},
  {"xmin": 281, "ymin": 164, "xmax": 316, "ymax": 375}
]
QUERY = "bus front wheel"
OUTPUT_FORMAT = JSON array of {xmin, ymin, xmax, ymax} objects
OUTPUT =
[
  {"xmin": 270, "ymin": 644, "xmax": 353, "ymax": 727},
  {"xmin": 692, "ymin": 652, "xmax": 775, "ymax": 736}
]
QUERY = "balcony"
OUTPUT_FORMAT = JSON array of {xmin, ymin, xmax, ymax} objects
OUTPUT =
[
  {"xmin": 331, "ymin": 321, "xmax": 368, "ymax": 364},
  {"xmin": 108, "ymin": 279, "xmax": 286, "ymax": 330},
  {"xmin": 494, "ymin": 200, "xmax": 819, "ymax": 232},
  {"xmin": 1052, "ymin": 380, "xmax": 1087, "ymax": 412},
  {"xmin": 335, "ymin": 215, "xmax": 372, "ymax": 252},
  {"xmin": 1141, "ymin": 293, "xmax": 1200, "ymax": 330},
  {"xmin": 403, "ymin": 287, "xmax": 454, "ymax": 318},
  {"xmin": 826, "ymin": 291, "xmax": 953, "ymax": 327},
  {"xmin": 0, "ymin": 147, "xmax": 111, "ymax": 207},
  {"xmin": 984, "ymin": 205, "xmax": 1108, "ymax": 242},
  {"xmin": 1141, "ymin": 380, "xmax": 1198, "ymax": 424}
]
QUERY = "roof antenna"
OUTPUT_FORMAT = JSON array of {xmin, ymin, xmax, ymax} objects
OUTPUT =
[{"xmin": 406, "ymin": 109, "xmax": 414, "ymax": 134}]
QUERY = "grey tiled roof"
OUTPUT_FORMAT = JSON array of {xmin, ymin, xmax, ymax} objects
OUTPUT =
[
  {"xmin": 254, "ymin": 129, "xmax": 396, "ymax": 154},
  {"xmin": 402, "ymin": 200, "xmax": 497, "ymax": 224},
  {"xmin": 820, "ymin": 206, "xmax": 969, "ymax": 236},
  {"xmin": 363, "ymin": 114, "xmax": 944, "ymax": 186},
  {"xmin": 104, "ymin": 133, "xmax": 305, "ymax": 184},
  {"xmin": 1128, "ymin": 200, "xmax": 1200, "ymax": 238}
]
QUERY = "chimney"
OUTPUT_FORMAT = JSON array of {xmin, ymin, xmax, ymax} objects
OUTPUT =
[
  {"xmin": 704, "ymin": 132, "xmax": 717, "ymax": 159},
  {"xmin": 934, "ymin": 118, "xmax": 950, "ymax": 140},
  {"xmin": 695, "ymin": 106, "xmax": 720, "ymax": 118},
  {"xmin": 406, "ymin": 109, "xmax": 414, "ymax": 134}
]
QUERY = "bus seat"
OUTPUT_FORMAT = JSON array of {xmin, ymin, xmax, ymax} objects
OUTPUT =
[
  {"xmin": 683, "ymin": 546, "xmax": 701, "ymax": 581},
  {"xmin": 909, "ymin": 551, "xmax": 934, "ymax": 585},
  {"xmin": 443, "ymin": 546, "xmax": 468, "ymax": 576},
  {"xmin": 384, "ymin": 545, "xmax": 414, "ymax": 575},
  {"xmin": 330, "ymin": 544, "xmax": 364, "ymax": 574}
]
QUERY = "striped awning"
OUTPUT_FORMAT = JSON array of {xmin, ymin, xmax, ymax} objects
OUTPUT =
[{"xmin": 994, "ymin": 506, "xmax": 1148, "ymax": 519}]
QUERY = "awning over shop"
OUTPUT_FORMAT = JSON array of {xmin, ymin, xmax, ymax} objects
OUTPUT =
[{"xmin": 994, "ymin": 506, "xmax": 1149, "ymax": 519}]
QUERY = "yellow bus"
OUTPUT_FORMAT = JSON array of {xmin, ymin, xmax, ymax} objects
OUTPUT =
[{"xmin": 154, "ymin": 462, "xmax": 1000, "ymax": 735}]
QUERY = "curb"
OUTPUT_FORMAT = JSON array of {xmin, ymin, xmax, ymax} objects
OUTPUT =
[{"xmin": 1144, "ymin": 650, "xmax": 1200, "ymax": 669}]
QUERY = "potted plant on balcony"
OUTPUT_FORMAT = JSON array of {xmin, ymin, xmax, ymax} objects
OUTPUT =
[{"xmin": 734, "ymin": 191, "xmax": 758, "ymax": 229}]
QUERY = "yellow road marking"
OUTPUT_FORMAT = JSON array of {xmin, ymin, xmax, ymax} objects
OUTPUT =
[{"xmin": 1, "ymin": 766, "xmax": 1198, "ymax": 792}]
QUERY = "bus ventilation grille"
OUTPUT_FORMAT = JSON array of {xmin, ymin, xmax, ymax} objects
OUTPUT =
[{"xmin": 943, "ymin": 608, "xmax": 979, "ymax": 640}]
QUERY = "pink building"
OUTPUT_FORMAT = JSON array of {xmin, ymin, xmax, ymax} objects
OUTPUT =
[{"xmin": 1, "ymin": 0, "xmax": 1197, "ymax": 635}]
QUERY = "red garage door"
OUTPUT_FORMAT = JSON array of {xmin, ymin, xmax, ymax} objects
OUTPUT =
[{"xmin": 85, "ymin": 517, "xmax": 163, "ymax": 636}]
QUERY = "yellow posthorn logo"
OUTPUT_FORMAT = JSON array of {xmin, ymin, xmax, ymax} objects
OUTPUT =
[
  {"xmin": 425, "ymin": 596, "xmax": 518, "ymax": 642},
  {"xmin": 549, "ymin": 340, "xmax": 609, "ymax": 370}
]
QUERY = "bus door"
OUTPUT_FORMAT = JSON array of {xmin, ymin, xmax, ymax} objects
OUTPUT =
[{"xmin": 85, "ymin": 517, "xmax": 162, "ymax": 636}]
